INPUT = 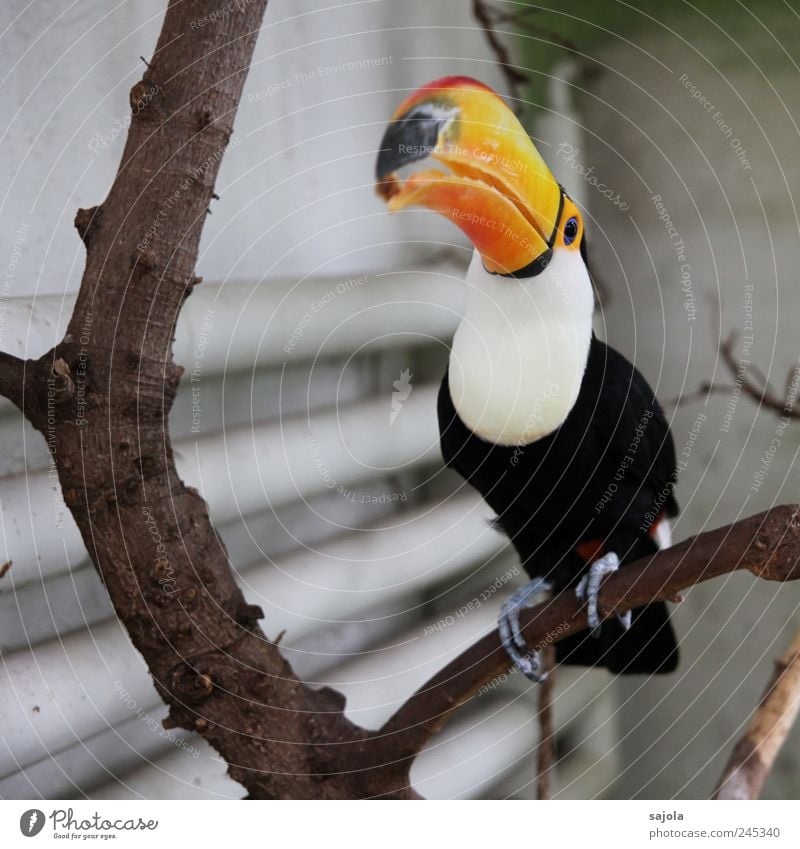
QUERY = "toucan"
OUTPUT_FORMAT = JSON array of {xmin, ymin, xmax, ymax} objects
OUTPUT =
[{"xmin": 375, "ymin": 77, "xmax": 679, "ymax": 680}]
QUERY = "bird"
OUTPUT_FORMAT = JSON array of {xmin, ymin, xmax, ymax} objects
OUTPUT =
[{"xmin": 375, "ymin": 76, "xmax": 679, "ymax": 680}]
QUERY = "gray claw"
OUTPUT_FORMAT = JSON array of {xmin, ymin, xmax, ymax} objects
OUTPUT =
[
  {"xmin": 575, "ymin": 551, "xmax": 631, "ymax": 635},
  {"xmin": 498, "ymin": 577, "xmax": 552, "ymax": 682}
]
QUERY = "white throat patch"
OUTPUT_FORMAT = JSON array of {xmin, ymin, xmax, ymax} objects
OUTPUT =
[{"xmin": 448, "ymin": 249, "xmax": 594, "ymax": 447}]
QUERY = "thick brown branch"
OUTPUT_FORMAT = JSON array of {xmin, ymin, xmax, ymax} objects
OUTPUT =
[
  {"xmin": 714, "ymin": 627, "xmax": 800, "ymax": 799},
  {"xmin": 377, "ymin": 505, "xmax": 800, "ymax": 765},
  {"xmin": 0, "ymin": 351, "xmax": 28, "ymax": 413}
]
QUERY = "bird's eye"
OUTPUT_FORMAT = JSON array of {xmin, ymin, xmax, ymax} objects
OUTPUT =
[{"xmin": 563, "ymin": 217, "xmax": 579, "ymax": 246}]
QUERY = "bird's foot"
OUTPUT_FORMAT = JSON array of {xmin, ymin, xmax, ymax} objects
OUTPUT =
[
  {"xmin": 575, "ymin": 552, "xmax": 631, "ymax": 635},
  {"xmin": 498, "ymin": 577, "xmax": 553, "ymax": 682}
]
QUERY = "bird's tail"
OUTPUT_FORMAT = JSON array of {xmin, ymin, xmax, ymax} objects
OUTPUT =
[{"xmin": 555, "ymin": 599, "xmax": 678, "ymax": 674}]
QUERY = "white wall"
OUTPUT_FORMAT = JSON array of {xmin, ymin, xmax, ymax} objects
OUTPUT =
[
  {"xmin": 0, "ymin": 0, "xmax": 510, "ymax": 304},
  {"xmin": 557, "ymin": 11, "xmax": 800, "ymax": 798}
]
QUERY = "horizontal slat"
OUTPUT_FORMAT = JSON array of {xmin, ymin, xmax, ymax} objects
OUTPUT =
[
  {"xmin": 0, "ymin": 353, "xmax": 410, "ymax": 480},
  {"xmin": 244, "ymin": 493, "xmax": 504, "ymax": 647},
  {"xmin": 0, "ymin": 703, "xmax": 181, "ymax": 800},
  {"xmin": 0, "ymin": 601, "xmax": 406, "ymax": 800},
  {"xmin": 411, "ymin": 699, "xmax": 540, "ymax": 799},
  {"xmin": 0, "ymin": 263, "xmax": 464, "ymax": 407},
  {"xmin": 0, "ymin": 620, "xmax": 154, "ymax": 780},
  {"xmin": 485, "ymin": 684, "xmax": 618, "ymax": 800},
  {"xmin": 0, "ymin": 488, "xmax": 404, "ymax": 654},
  {"xmin": 1, "ymin": 386, "xmax": 441, "ymax": 590},
  {"xmin": 0, "ymin": 494, "xmax": 500, "ymax": 778},
  {"xmin": 90, "ymin": 736, "xmax": 241, "ymax": 800},
  {"xmin": 317, "ymin": 595, "xmax": 501, "ymax": 730},
  {"xmin": 0, "ymin": 489, "xmax": 497, "ymax": 655},
  {"xmin": 0, "ymin": 563, "xmax": 113, "ymax": 655}
]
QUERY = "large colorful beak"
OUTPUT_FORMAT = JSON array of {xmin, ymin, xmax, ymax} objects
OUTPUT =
[{"xmin": 375, "ymin": 76, "xmax": 563, "ymax": 277}]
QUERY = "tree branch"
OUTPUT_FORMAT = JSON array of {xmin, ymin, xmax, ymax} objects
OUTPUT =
[
  {"xmin": 0, "ymin": 351, "xmax": 28, "ymax": 413},
  {"xmin": 536, "ymin": 646, "xmax": 556, "ymax": 800},
  {"xmin": 714, "ymin": 626, "xmax": 800, "ymax": 799},
  {"xmin": 377, "ymin": 505, "xmax": 800, "ymax": 765}
]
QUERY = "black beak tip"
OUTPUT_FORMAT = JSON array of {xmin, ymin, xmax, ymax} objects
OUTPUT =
[
  {"xmin": 375, "ymin": 108, "xmax": 447, "ymax": 183},
  {"xmin": 375, "ymin": 133, "xmax": 399, "ymax": 182}
]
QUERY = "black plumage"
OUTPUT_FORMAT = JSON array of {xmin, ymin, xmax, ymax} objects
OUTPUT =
[{"xmin": 438, "ymin": 334, "xmax": 679, "ymax": 674}]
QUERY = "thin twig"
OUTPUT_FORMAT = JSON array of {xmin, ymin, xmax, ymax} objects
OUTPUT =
[
  {"xmin": 670, "ymin": 332, "xmax": 800, "ymax": 419},
  {"xmin": 537, "ymin": 646, "xmax": 556, "ymax": 800},
  {"xmin": 470, "ymin": 1, "xmax": 578, "ymax": 107},
  {"xmin": 471, "ymin": 0, "xmax": 528, "ymax": 102}
]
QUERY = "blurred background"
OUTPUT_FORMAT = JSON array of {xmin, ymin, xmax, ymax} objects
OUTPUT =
[{"xmin": 1, "ymin": 0, "xmax": 799, "ymax": 800}]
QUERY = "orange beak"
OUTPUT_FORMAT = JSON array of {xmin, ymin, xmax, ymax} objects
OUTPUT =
[{"xmin": 375, "ymin": 76, "xmax": 563, "ymax": 276}]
